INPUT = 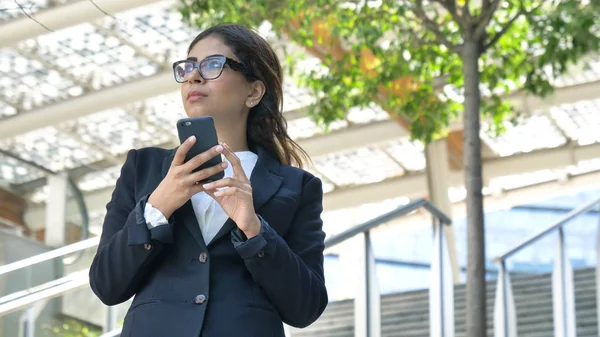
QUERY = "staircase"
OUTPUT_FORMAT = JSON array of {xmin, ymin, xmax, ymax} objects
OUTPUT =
[
  {"xmin": 292, "ymin": 268, "xmax": 598, "ymax": 337},
  {"xmin": 2, "ymin": 197, "xmax": 597, "ymax": 337}
]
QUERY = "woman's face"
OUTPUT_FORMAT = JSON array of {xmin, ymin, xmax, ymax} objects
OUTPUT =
[{"xmin": 181, "ymin": 36, "xmax": 252, "ymax": 125}]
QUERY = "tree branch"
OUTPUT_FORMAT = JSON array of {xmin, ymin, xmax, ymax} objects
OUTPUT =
[
  {"xmin": 413, "ymin": 0, "xmax": 461, "ymax": 53},
  {"xmin": 481, "ymin": 2, "xmax": 545, "ymax": 52},
  {"xmin": 481, "ymin": 0, "xmax": 492, "ymax": 12},
  {"xmin": 473, "ymin": 0, "xmax": 501, "ymax": 40},
  {"xmin": 13, "ymin": 0, "xmax": 53, "ymax": 32},
  {"xmin": 430, "ymin": 0, "xmax": 465, "ymax": 28},
  {"xmin": 481, "ymin": 11, "xmax": 522, "ymax": 52},
  {"xmin": 404, "ymin": 25, "xmax": 433, "ymax": 49},
  {"xmin": 88, "ymin": 0, "xmax": 117, "ymax": 20},
  {"xmin": 462, "ymin": 0, "xmax": 472, "ymax": 21}
]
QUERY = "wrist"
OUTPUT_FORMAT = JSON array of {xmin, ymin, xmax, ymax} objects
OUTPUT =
[
  {"xmin": 153, "ymin": 206, "xmax": 172, "ymax": 220},
  {"xmin": 148, "ymin": 194, "xmax": 172, "ymax": 219},
  {"xmin": 243, "ymin": 215, "xmax": 262, "ymax": 239}
]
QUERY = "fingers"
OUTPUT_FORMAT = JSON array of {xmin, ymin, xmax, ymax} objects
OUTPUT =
[
  {"xmin": 211, "ymin": 185, "xmax": 252, "ymax": 198},
  {"xmin": 220, "ymin": 143, "xmax": 247, "ymax": 182},
  {"xmin": 172, "ymin": 136, "xmax": 196, "ymax": 167},
  {"xmin": 218, "ymin": 187, "xmax": 251, "ymax": 198},
  {"xmin": 186, "ymin": 161, "xmax": 228, "ymax": 184},
  {"xmin": 202, "ymin": 177, "xmax": 251, "ymax": 195},
  {"xmin": 202, "ymin": 177, "xmax": 250, "ymax": 191},
  {"xmin": 180, "ymin": 144, "xmax": 224, "ymax": 173}
]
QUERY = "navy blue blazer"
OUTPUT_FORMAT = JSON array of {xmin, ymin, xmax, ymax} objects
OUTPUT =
[{"xmin": 89, "ymin": 145, "xmax": 328, "ymax": 337}]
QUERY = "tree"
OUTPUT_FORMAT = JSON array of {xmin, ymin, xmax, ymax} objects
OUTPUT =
[{"xmin": 178, "ymin": 0, "xmax": 600, "ymax": 335}]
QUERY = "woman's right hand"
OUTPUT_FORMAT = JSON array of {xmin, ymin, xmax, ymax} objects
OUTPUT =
[{"xmin": 148, "ymin": 136, "xmax": 227, "ymax": 219}]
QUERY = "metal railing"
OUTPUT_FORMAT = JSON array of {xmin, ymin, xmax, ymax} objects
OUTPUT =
[
  {"xmin": 320, "ymin": 198, "xmax": 454, "ymax": 337},
  {"xmin": 0, "ymin": 237, "xmax": 100, "ymax": 315},
  {"xmin": 0, "ymin": 270, "xmax": 90, "ymax": 315},
  {"xmin": 493, "ymin": 195, "xmax": 600, "ymax": 337},
  {"xmin": 0, "ymin": 237, "xmax": 99, "ymax": 277},
  {"xmin": 2, "ymin": 198, "xmax": 453, "ymax": 337},
  {"xmin": 0, "ymin": 235, "xmax": 109, "ymax": 337}
]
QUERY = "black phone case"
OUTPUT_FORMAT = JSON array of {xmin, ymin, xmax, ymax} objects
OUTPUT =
[{"xmin": 176, "ymin": 116, "xmax": 224, "ymax": 183}]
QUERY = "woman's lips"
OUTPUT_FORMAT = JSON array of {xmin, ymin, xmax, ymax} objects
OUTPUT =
[{"xmin": 188, "ymin": 91, "xmax": 207, "ymax": 101}]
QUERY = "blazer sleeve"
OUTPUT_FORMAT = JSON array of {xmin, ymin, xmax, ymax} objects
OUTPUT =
[
  {"xmin": 89, "ymin": 149, "xmax": 175, "ymax": 306},
  {"xmin": 232, "ymin": 175, "xmax": 328, "ymax": 328}
]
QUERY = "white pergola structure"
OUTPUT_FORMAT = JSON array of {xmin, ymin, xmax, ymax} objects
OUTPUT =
[{"xmin": 1, "ymin": 0, "xmax": 600, "ymax": 246}]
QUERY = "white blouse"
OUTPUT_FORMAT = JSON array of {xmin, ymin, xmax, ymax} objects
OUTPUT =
[{"xmin": 144, "ymin": 151, "xmax": 259, "ymax": 244}]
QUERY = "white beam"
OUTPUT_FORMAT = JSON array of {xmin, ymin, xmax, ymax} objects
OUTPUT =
[
  {"xmin": 300, "ymin": 120, "xmax": 407, "ymax": 157},
  {"xmin": 0, "ymin": 72, "xmax": 176, "ymax": 140},
  {"xmin": 1, "ymin": 70, "xmax": 599, "ymax": 141},
  {"xmin": 119, "ymin": 119, "xmax": 405, "ymax": 164},
  {"xmin": 11, "ymin": 119, "xmax": 403, "ymax": 197},
  {"xmin": 20, "ymin": 120, "xmax": 406, "ymax": 229},
  {"xmin": 0, "ymin": 70, "xmax": 315, "ymax": 141},
  {"xmin": 44, "ymin": 172, "xmax": 67, "ymax": 247},
  {"xmin": 455, "ymin": 170, "xmax": 600, "ymax": 219},
  {"xmin": 511, "ymin": 80, "xmax": 600, "ymax": 113},
  {"xmin": 424, "ymin": 139, "xmax": 461, "ymax": 284},
  {"xmin": 324, "ymin": 142, "xmax": 600, "ymax": 210},
  {"xmin": 0, "ymin": 0, "xmax": 161, "ymax": 48},
  {"xmin": 23, "ymin": 142, "xmax": 600, "ymax": 230}
]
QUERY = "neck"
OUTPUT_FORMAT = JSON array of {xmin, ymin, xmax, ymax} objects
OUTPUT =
[{"xmin": 215, "ymin": 120, "xmax": 249, "ymax": 152}]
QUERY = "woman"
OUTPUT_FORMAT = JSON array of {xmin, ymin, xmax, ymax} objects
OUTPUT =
[{"xmin": 89, "ymin": 23, "xmax": 328, "ymax": 337}]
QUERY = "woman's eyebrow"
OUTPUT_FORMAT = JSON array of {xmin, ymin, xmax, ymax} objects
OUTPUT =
[{"xmin": 186, "ymin": 56, "xmax": 198, "ymax": 61}]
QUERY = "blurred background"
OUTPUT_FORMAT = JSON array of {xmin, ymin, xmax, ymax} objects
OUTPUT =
[{"xmin": 0, "ymin": 1, "xmax": 599, "ymax": 337}]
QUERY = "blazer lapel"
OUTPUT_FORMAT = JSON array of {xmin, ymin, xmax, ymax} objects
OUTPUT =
[
  {"xmin": 249, "ymin": 151, "xmax": 283, "ymax": 212},
  {"xmin": 161, "ymin": 148, "xmax": 176, "ymax": 177},
  {"xmin": 162, "ymin": 148, "xmax": 207, "ymax": 249},
  {"xmin": 178, "ymin": 200, "xmax": 208, "ymax": 249},
  {"xmin": 208, "ymin": 146, "xmax": 283, "ymax": 246}
]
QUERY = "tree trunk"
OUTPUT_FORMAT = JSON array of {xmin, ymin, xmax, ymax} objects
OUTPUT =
[{"xmin": 462, "ymin": 39, "xmax": 487, "ymax": 337}]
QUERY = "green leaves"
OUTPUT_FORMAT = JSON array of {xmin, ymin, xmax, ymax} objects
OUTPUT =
[
  {"xmin": 40, "ymin": 316, "xmax": 102, "ymax": 337},
  {"xmin": 524, "ymin": 0, "xmax": 600, "ymax": 94},
  {"xmin": 177, "ymin": 0, "xmax": 600, "ymax": 144}
]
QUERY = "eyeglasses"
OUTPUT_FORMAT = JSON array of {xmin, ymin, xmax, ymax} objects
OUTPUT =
[{"xmin": 172, "ymin": 55, "xmax": 250, "ymax": 83}]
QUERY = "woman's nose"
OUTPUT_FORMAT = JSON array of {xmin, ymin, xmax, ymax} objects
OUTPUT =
[{"xmin": 188, "ymin": 68, "xmax": 205, "ymax": 83}]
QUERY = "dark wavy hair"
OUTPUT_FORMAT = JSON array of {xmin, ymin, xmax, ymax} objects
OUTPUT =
[{"xmin": 188, "ymin": 23, "xmax": 309, "ymax": 168}]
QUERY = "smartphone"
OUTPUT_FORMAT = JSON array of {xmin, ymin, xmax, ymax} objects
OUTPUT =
[{"xmin": 176, "ymin": 116, "xmax": 224, "ymax": 183}]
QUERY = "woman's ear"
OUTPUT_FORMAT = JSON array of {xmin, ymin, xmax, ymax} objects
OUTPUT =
[{"xmin": 246, "ymin": 80, "xmax": 266, "ymax": 108}]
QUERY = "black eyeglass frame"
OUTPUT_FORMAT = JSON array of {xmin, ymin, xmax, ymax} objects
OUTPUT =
[{"xmin": 172, "ymin": 54, "xmax": 252, "ymax": 83}]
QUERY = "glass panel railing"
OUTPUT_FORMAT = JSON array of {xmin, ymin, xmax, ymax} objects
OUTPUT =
[
  {"xmin": 1, "ymin": 198, "xmax": 454, "ymax": 337},
  {"xmin": 0, "ymin": 283, "xmax": 130, "ymax": 337},
  {"xmin": 502, "ymin": 239, "xmax": 555, "ymax": 337},
  {"xmin": 493, "ymin": 196, "xmax": 600, "ymax": 337},
  {"xmin": 290, "ymin": 198, "xmax": 454, "ymax": 337},
  {"xmin": 0, "ymin": 238, "xmax": 99, "ymax": 303}
]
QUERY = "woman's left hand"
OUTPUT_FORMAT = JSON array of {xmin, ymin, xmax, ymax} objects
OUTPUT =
[{"xmin": 202, "ymin": 143, "xmax": 261, "ymax": 239}]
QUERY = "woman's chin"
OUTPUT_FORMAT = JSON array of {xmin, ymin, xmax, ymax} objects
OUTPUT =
[{"xmin": 185, "ymin": 109, "xmax": 213, "ymax": 118}]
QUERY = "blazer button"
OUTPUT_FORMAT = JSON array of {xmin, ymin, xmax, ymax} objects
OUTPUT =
[
  {"xmin": 194, "ymin": 294, "xmax": 207, "ymax": 304},
  {"xmin": 199, "ymin": 252, "xmax": 208, "ymax": 263},
  {"xmin": 143, "ymin": 243, "xmax": 152, "ymax": 251},
  {"xmin": 258, "ymin": 250, "xmax": 265, "ymax": 258}
]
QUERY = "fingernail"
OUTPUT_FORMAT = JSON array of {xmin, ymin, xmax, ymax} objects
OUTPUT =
[
  {"xmin": 188, "ymin": 136, "xmax": 196, "ymax": 142},
  {"xmin": 215, "ymin": 145, "xmax": 223, "ymax": 152},
  {"xmin": 221, "ymin": 162, "xmax": 227, "ymax": 168},
  {"xmin": 202, "ymin": 183, "xmax": 212, "ymax": 189}
]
